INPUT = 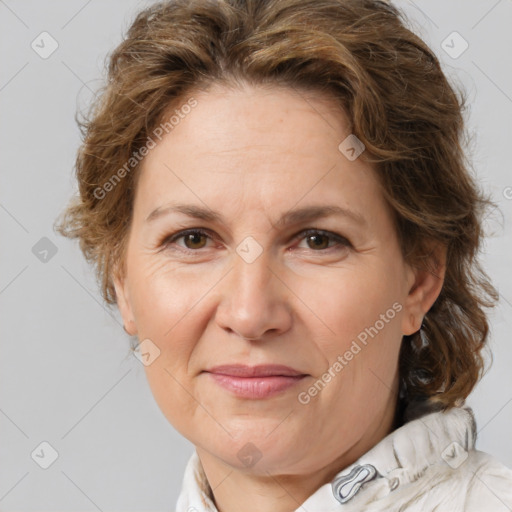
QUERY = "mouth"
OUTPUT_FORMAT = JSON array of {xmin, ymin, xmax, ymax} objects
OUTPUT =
[{"xmin": 203, "ymin": 364, "xmax": 308, "ymax": 399}]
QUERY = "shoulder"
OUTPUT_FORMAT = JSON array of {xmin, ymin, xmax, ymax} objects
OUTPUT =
[
  {"xmin": 463, "ymin": 450, "xmax": 512, "ymax": 511},
  {"xmin": 387, "ymin": 404, "xmax": 512, "ymax": 511},
  {"xmin": 426, "ymin": 449, "xmax": 512, "ymax": 511}
]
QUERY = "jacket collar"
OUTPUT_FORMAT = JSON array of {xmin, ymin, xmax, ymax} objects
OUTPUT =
[{"xmin": 175, "ymin": 404, "xmax": 477, "ymax": 511}]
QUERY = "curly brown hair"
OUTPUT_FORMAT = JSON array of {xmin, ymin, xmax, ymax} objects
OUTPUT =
[{"xmin": 55, "ymin": 0, "xmax": 498, "ymax": 411}]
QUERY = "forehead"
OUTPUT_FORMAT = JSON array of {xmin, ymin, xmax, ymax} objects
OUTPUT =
[
  {"xmin": 144, "ymin": 82, "xmax": 350, "ymax": 169},
  {"xmin": 133, "ymin": 83, "xmax": 385, "ymax": 226}
]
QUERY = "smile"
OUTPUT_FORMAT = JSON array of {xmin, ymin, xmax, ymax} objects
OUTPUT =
[{"xmin": 204, "ymin": 364, "xmax": 308, "ymax": 399}]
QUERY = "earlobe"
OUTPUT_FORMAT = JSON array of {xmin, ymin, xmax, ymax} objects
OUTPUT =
[
  {"xmin": 401, "ymin": 243, "xmax": 447, "ymax": 336},
  {"xmin": 113, "ymin": 271, "xmax": 138, "ymax": 336}
]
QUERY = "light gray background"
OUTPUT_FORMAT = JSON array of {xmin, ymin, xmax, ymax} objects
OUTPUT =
[{"xmin": 1, "ymin": 0, "xmax": 511, "ymax": 510}]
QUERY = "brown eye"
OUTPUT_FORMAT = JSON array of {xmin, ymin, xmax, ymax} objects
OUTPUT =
[
  {"xmin": 162, "ymin": 229, "xmax": 213, "ymax": 251},
  {"xmin": 297, "ymin": 229, "xmax": 351, "ymax": 252},
  {"xmin": 182, "ymin": 231, "xmax": 208, "ymax": 250},
  {"xmin": 306, "ymin": 233, "xmax": 330, "ymax": 250}
]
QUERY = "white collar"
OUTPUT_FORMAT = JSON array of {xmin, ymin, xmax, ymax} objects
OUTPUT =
[{"xmin": 175, "ymin": 405, "xmax": 476, "ymax": 511}]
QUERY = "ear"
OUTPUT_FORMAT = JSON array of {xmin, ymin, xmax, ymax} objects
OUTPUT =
[
  {"xmin": 401, "ymin": 242, "xmax": 447, "ymax": 336},
  {"xmin": 113, "ymin": 268, "xmax": 138, "ymax": 336}
]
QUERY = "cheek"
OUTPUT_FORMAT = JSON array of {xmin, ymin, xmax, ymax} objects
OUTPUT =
[
  {"xmin": 131, "ymin": 263, "xmax": 209, "ymax": 432},
  {"xmin": 127, "ymin": 259, "xmax": 211, "ymax": 394},
  {"xmin": 294, "ymin": 258, "xmax": 404, "ymax": 411},
  {"xmin": 129, "ymin": 256, "xmax": 206, "ymax": 337},
  {"xmin": 143, "ymin": 360, "xmax": 204, "ymax": 439},
  {"xmin": 294, "ymin": 260, "xmax": 404, "ymax": 358}
]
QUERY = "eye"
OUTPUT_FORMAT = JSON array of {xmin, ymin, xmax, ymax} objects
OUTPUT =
[
  {"xmin": 162, "ymin": 229, "xmax": 213, "ymax": 251},
  {"xmin": 160, "ymin": 228, "xmax": 351, "ymax": 253},
  {"xmin": 295, "ymin": 229, "xmax": 352, "ymax": 252}
]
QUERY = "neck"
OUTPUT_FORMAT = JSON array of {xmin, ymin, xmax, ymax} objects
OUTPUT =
[{"xmin": 196, "ymin": 393, "xmax": 399, "ymax": 512}]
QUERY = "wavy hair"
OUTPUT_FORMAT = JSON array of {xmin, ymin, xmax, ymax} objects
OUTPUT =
[{"xmin": 55, "ymin": 0, "xmax": 499, "ymax": 411}]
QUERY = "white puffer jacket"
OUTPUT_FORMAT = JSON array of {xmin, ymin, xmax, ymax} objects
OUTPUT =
[{"xmin": 175, "ymin": 405, "xmax": 512, "ymax": 511}]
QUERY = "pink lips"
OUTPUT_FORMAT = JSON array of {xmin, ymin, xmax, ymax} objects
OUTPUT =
[{"xmin": 204, "ymin": 364, "xmax": 308, "ymax": 399}]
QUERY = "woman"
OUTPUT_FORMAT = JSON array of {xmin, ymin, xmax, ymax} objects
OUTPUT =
[{"xmin": 55, "ymin": 0, "xmax": 512, "ymax": 510}]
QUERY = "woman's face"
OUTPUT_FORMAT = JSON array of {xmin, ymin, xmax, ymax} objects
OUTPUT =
[{"xmin": 115, "ymin": 83, "xmax": 442, "ymax": 476}]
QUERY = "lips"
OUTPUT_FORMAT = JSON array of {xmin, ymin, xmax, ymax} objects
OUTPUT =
[
  {"xmin": 204, "ymin": 364, "xmax": 308, "ymax": 399},
  {"xmin": 206, "ymin": 364, "xmax": 306, "ymax": 377}
]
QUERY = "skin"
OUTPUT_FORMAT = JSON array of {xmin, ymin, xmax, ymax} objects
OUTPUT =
[{"xmin": 114, "ymin": 82, "xmax": 446, "ymax": 512}]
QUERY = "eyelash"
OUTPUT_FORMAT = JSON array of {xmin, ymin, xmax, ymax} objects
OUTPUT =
[{"xmin": 159, "ymin": 228, "xmax": 352, "ymax": 254}]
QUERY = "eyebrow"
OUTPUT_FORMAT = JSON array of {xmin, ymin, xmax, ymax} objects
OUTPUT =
[{"xmin": 145, "ymin": 203, "xmax": 367, "ymax": 228}]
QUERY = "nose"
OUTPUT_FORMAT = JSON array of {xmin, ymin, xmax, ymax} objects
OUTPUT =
[{"xmin": 214, "ymin": 248, "xmax": 293, "ymax": 341}]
